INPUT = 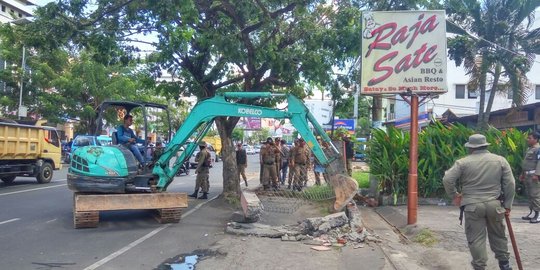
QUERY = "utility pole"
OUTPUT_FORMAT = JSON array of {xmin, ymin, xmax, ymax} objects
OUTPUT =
[{"xmin": 18, "ymin": 45, "xmax": 25, "ymax": 119}]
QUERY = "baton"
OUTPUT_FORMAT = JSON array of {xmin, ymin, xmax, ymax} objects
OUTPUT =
[{"xmin": 504, "ymin": 214, "xmax": 523, "ymax": 270}]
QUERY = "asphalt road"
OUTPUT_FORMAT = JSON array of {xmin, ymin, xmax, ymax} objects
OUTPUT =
[{"xmin": 0, "ymin": 155, "xmax": 261, "ymax": 270}]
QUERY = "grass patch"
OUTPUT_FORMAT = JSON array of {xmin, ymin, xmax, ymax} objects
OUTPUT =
[
  {"xmin": 352, "ymin": 171, "xmax": 370, "ymax": 188},
  {"xmin": 302, "ymin": 185, "xmax": 334, "ymax": 201},
  {"xmin": 224, "ymin": 194, "xmax": 240, "ymax": 208},
  {"xmin": 413, "ymin": 228, "xmax": 438, "ymax": 247}
]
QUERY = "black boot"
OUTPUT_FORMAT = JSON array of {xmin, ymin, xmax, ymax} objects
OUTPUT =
[
  {"xmin": 188, "ymin": 190, "xmax": 198, "ymax": 198},
  {"xmin": 522, "ymin": 209, "xmax": 533, "ymax": 220},
  {"xmin": 244, "ymin": 179, "xmax": 248, "ymax": 187},
  {"xmin": 530, "ymin": 211, "xmax": 540, "ymax": 223},
  {"xmin": 498, "ymin": 260, "xmax": 512, "ymax": 270},
  {"xmin": 198, "ymin": 192, "xmax": 208, "ymax": 199}
]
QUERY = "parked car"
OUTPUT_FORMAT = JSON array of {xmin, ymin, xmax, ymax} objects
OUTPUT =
[
  {"xmin": 253, "ymin": 145, "xmax": 261, "ymax": 154},
  {"xmin": 245, "ymin": 146, "xmax": 256, "ymax": 155},
  {"xmin": 66, "ymin": 135, "xmax": 112, "ymax": 164},
  {"xmin": 189, "ymin": 150, "xmax": 216, "ymax": 168}
]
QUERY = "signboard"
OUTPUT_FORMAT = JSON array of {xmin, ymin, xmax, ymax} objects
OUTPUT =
[
  {"xmin": 361, "ymin": 11, "xmax": 447, "ymax": 95},
  {"xmin": 237, "ymin": 117, "xmax": 261, "ymax": 130},
  {"xmin": 333, "ymin": 119, "xmax": 355, "ymax": 132}
]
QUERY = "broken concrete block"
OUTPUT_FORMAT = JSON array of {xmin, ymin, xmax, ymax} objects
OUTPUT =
[
  {"xmin": 225, "ymin": 222, "xmax": 300, "ymax": 238},
  {"xmin": 311, "ymin": 246, "xmax": 331, "ymax": 251},
  {"xmin": 231, "ymin": 211, "xmax": 259, "ymax": 223},
  {"xmin": 346, "ymin": 202, "xmax": 363, "ymax": 233},
  {"xmin": 240, "ymin": 190, "xmax": 263, "ymax": 222},
  {"xmin": 300, "ymin": 212, "xmax": 349, "ymax": 236}
]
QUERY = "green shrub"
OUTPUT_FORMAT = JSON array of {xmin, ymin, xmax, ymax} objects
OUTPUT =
[
  {"xmin": 352, "ymin": 171, "xmax": 370, "ymax": 188},
  {"xmin": 368, "ymin": 122, "xmax": 527, "ymax": 198}
]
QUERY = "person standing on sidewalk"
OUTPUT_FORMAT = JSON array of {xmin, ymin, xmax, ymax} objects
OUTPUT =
[
  {"xmin": 520, "ymin": 131, "xmax": 540, "ymax": 222},
  {"xmin": 287, "ymin": 139, "xmax": 298, "ymax": 189},
  {"xmin": 189, "ymin": 141, "xmax": 211, "ymax": 199},
  {"xmin": 236, "ymin": 143, "xmax": 248, "ymax": 187},
  {"xmin": 342, "ymin": 135, "xmax": 354, "ymax": 176},
  {"xmin": 443, "ymin": 134, "xmax": 515, "ymax": 270},
  {"xmin": 290, "ymin": 138, "xmax": 311, "ymax": 191},
  {"xmin": 260, "ymin": 137, "xmax": 279, "ymax": 190},
  {"xmin": 280, "ymin": 139, "xmax": 290, "ymax": 185}
]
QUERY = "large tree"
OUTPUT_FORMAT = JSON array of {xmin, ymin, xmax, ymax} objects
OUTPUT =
[
  {"xmin": 446, "ymin": 0, "xmax": 540, "ymax": 130},
  {"xmin": 26, "ymin": 0, "xmax": 362, "ymax": 198}
]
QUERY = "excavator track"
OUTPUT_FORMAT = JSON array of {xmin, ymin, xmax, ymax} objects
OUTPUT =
[
  {"xmin": 154, "ymin": 208, "xmax": 182, "ymax": 223},
  {"xmin": 74, "ymin": 211, "xmax": 99, "ymax": 229},
  {"xmin": 72, "ymin": 192, "xmax": 187, "ymax": 228}
]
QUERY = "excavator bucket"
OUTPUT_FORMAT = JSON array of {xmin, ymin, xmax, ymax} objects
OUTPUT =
[
  {"xmin": 321, "ymin": 145, "xmax": 359, "ymax": 211},
  {"xmin": 329, "ymin": 174, "xmax": 359, "ymax": 211}
]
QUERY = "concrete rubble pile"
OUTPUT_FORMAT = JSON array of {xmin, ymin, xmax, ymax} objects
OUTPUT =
[{"xmin": 226, "ymin": 202, "xmax": 382, "ymax": 249}]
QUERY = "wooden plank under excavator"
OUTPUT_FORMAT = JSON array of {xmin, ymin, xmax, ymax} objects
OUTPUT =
[{"xmin": 74, "ymin": 192, "xmax": 188, "ymax": 212}]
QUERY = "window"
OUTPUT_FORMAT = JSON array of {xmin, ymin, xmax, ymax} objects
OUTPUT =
[
  {"xmin": 1, "ymin": 5, "xmax": 5, "ymax": 12},
  {"xmin": 455, "ymin": 84, "xmax": 465, "ymax": 99},
  {"xmin": 18, "ymin": 13, "xmax": 22, "ymax": 18},
  {"xmin": 536, "ymin": 85, "xmax": 540, "ymax": 100},
  {"xmin": 468, "ymin": 89, "xmax": 478, "ymax": 99},
  {"xmin": 508, "ymin": 91, "xmax": 513, "ymax": 99}
]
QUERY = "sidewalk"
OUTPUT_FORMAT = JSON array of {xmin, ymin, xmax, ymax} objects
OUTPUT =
[
  {"xmin": 196, "ymin": 200, "xmax": 388, "ymax": 270},
  {"xmin": 375, "ymin": 204, "xmax": 536, "ymax": 270}
]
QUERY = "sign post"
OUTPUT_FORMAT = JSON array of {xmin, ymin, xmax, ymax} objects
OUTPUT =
[{"xmin": 361, "ymin": 10, "xmax": 448, "ymax": 224}]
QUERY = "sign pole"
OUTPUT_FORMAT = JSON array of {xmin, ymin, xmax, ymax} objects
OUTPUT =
[{"xmin": 408, "ymin": 94, "xmax": 419, "ymax": 224}]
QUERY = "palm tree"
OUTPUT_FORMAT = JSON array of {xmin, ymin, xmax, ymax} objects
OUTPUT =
[{"xmin": 446, "ymin": 0, "xmax": 540, "ymax": 130}]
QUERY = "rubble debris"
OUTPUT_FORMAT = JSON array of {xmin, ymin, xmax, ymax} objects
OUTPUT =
[
  {"xmin": 311, "ymin": 246, "xmax": 332, "ymax": 251},
  {"xmin": 231, "ymin": 211, "xmax": 259, "ymax": 223},
  {"xmin": 226, "ymin": 203, "xmax": 383, "ymax": 248},
  {"xmin": 240, "ymin": 190, "xmax": 262, "ymax": 223},
  {"xmin": 226, "ymin": 222, "xmax": 300, "ymax": 238},
  {"xmin": 299, "ymin": 212, "xmax": 349, "ymax": 236}
]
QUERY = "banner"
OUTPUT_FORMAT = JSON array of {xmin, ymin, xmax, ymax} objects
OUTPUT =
[
  {"xmin": 361, "ymin": 11, "xmax": 447, "ymax": 95},
  {"xmin": 333, "ymin": 119, "xmax": 355, "ymax": 131},
  {"xmin": 237, "ymin": 117, "xmax": 261, "ymax": 130}
]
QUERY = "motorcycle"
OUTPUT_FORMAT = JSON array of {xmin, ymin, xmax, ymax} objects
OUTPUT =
[{"xmin": 175, "ymin": 160, "xmax": 190, "ymax": 176}]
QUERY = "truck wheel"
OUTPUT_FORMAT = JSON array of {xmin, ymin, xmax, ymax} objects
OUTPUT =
[
  {"xmin": 36, "ymin": 162, "xmax": 53, "ymax": 184},
  {"xmin": 1, "ymin": 176, "xmax": 16, "ymax": 184}
]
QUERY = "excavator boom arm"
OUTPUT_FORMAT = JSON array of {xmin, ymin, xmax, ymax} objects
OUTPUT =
[{"xmin": 153, "ymin": 92, "xmax": 354, "ymax": 208}]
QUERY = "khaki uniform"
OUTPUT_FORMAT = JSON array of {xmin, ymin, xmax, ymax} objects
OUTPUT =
[
  {"xmin": 261, "ymin": 144, "xmax": 279, "ymax": 188},
  {"xmin": 195, "ymin": 149, "xmax": 210, "ymax": 193},
  {"xmin": 522, "ymin": 143, "xmax": 540, "ymax": 211},
  {"xmin": 443, "ymin": 149, "xmax": 515, "ymax": 270},
  {"xmin": 287, "ymin": 146, "xmax": 296, "ymax": 187},
  {"xmin": 291, "ymin": 146, "xmax": 310, "ymax": 190}
]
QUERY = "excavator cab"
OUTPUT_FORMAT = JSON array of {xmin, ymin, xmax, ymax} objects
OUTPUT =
[{"xmin": 67, "ymin": 101, "xmax": 172, "ymax": 193}]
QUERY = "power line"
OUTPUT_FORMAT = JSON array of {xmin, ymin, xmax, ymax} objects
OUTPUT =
[{"xmin": 445, "ymin": 19, "xmax": 540, "ymax": 65}]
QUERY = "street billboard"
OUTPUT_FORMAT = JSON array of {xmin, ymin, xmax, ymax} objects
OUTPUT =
[
  {"xmin": 361, "ymin": 11, "xmax": 447, "ymax": 95},
  {"xmin": 237, "ymin": 117, "xmax": 261, "ymax": 130}
]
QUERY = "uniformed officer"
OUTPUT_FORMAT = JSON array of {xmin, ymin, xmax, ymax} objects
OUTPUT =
[
  {"xmin": 290, "ymin": 138, "xmax": 311, "ymax": 191},
  {"xmin": 260, "ymin": 137, "xmax": 279, "ymax": 190},
  {"xmin": 189, "ymin": 141, "xmax": 211, "ymax": 199},
  {"xmin": 287, "ymin": 139, "xmax": 298, "ymax": 189},
  {"xmin": 443, "ymin": 134, "xmax": 515, "ymax": 270},
  {"xmin": 520, "ymin": 131, "xmax": 540, "ymax": 223}
]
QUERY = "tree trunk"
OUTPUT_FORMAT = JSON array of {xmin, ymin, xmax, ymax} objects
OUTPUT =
[
  {"xmin": 372, "ymin": 96, "xmax": 383, "ymax": 127},
  {"xmin": 476, "ymin": 60, "xmax": 489, "ymax": 131},
  {"xmin": 215, "ymin": 116, "xmax": 241, "ymax": 198},
  {"xmin": 484, "ymin": 64, "xmax": 502, "ymax": 127}
]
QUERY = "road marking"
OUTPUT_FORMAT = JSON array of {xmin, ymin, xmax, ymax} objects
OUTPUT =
[
  {"xmin": 83, "ymin": 194, "xmax": 220, "ymax": 270},
  {"xmin": 0, "ymin": 184, "xmax": 67, "ymax": 197},
  {"xmin": 0, "ymin": 218, "xmax": 20, "ymax": 225}
]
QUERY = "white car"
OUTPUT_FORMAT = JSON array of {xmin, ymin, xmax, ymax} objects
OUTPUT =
[
  {"xmin": 245, "ymin": 146, "xmax": 256, "ymax": 155},
  {"xmin": 253, "ymin": 145, "xmax": 261, "ymax": 154}
]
